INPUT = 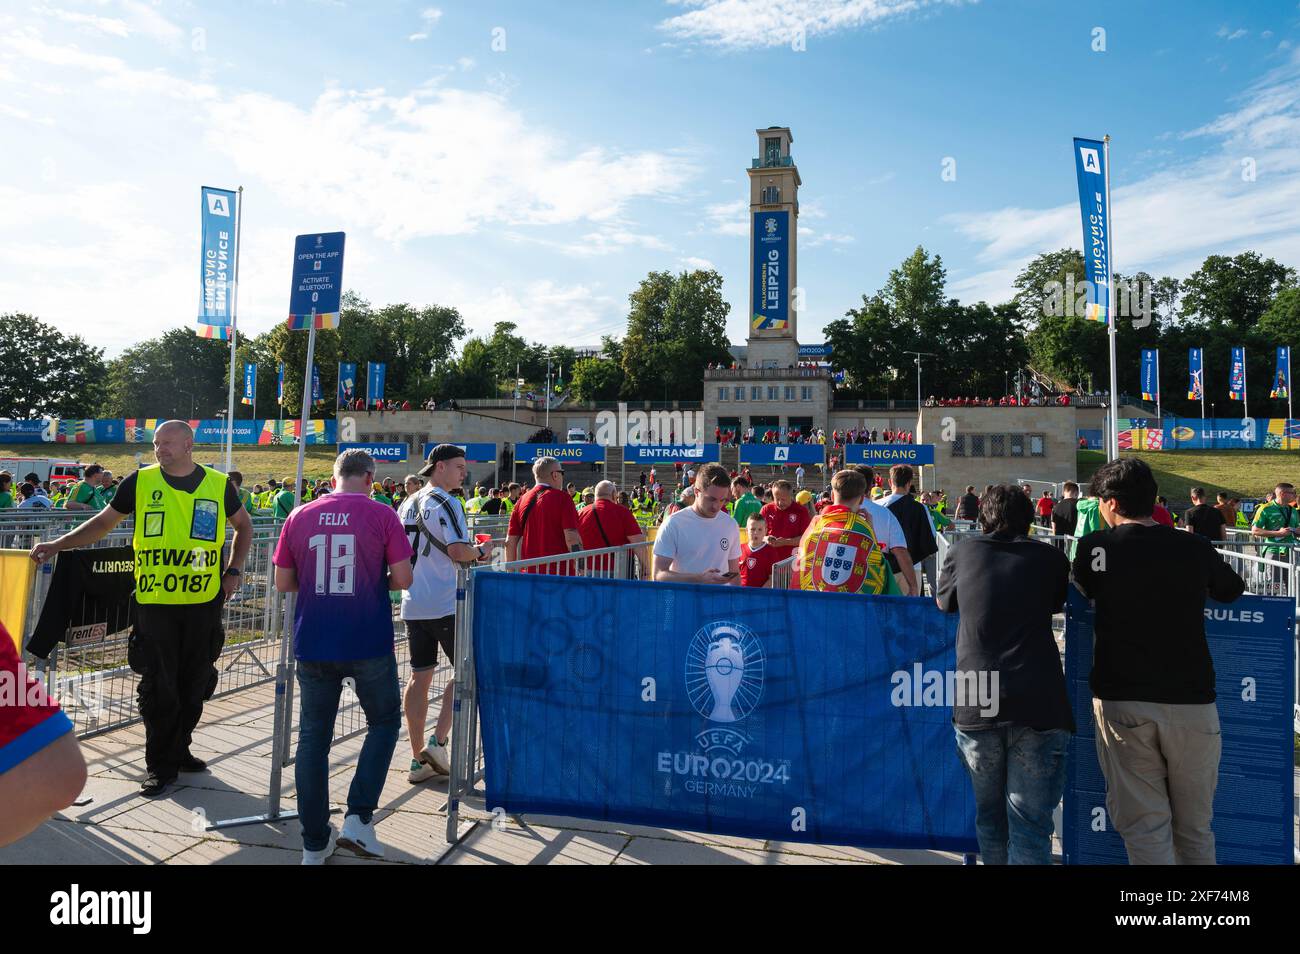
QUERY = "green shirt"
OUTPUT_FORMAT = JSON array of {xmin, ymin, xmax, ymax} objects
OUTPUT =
[
  {"xmin": 73, "ymin": 480, "xmax": 105, "ymax": 510},
  {"xmin": 1069, "ymin": 497, "xmax": 1102, "ymax": 561},
  {"xmin": 731, "ymin": 492, "xmax": 762, "ymax": 529},
  {"xmin": 237, "ymin": 487, "xmax": 255, "ymax": 515},
  {"xmin": 1251, "ymin": 501, "xmax": 1298, "ymax": 554},
  {"xmin": 371, "ymin": 492, "xmax": 392, "ymax": 508},
  {"xmin": 0, "ymin": 491, "xmax": 13, "ymax": 509},
  {"xmin": 273, "ymin": 489, "xmax": 297, "ymax": 519}
]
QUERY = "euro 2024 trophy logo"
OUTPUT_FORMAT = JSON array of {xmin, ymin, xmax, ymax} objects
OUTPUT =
[{"xmin": 686, "ymin": 621, "xmax": 764, "ymax": 756}]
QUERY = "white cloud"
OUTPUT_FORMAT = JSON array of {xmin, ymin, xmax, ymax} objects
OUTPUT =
[
  {"xmin": 682, "ymin": 256, "xmax": 715, "ymax": 269},
  {"xmin": 454, "ymin": 280, "xmax": 620, "ymax": 343},
  {"xmin": 947, "ymin": 49, "xmax": 1300, "ymax": 305},
  {"xmin": 421, "ymin": 8, "xmax": 443, "ymax": 25},
  {"xmin": 658, "ymin": 0, "xmax": 967, "ymax": 50},
  {"xmin": 34, "ymin": 6, "xmax": 130, "ymax": 38},
  {"xmin": 1217, "ymin": 25, "xmax": 1248, "ymax": 41},
  {"xmin": 703, "ymin": 198, "xmax": 748, "ymax": 235},
  {"xmin": 408, "ymin": 32, "xmax": 428, "ymax": 42}
]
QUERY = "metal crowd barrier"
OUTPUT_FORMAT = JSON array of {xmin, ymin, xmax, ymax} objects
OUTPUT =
[
  {"xmin": 769, "ymin": 555, "xmax": 795, "ymax": 589},
  {"xmin": 445, "ymin": 542, "xmax": 649, "ymax": 844},
  {"xmin": 22, "ymin": 527, "xmax": 284, "ymax": 738}
]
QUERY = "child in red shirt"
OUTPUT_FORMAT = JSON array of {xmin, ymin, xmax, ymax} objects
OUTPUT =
[{"xmin": 739, "ymin": 514, "xmax": 780, "ymax": 587}]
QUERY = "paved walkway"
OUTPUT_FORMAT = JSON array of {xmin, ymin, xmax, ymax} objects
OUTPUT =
[{"xmin": 3, "ymin": 681, "xmax": 964, "ymax": 865}]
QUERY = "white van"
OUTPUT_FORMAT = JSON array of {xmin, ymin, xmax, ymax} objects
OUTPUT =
[
  {"xmin": 566, "ymin": 427, "xmax": 587, "ymax": 443},
  {"xmin": 0, "ymin": 457, "xmax": 83, "ymax": 488}
]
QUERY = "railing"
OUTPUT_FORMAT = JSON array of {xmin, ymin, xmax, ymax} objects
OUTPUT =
[
  {"xmin": 706, "ymin": 367, "xmax": 829, "ymax": 380},
  {"xmin": 751, "ymin": 156, "xmax": 794, "ymax": 168},
  {"xmin": 770, "ymin": 555, "xmax": 796, "ymax": 589}
]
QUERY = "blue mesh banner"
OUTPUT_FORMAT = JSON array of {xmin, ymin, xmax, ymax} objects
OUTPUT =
[{"xmin": 472, "ymin": 573, "xmax": 978, "ymax": 852}]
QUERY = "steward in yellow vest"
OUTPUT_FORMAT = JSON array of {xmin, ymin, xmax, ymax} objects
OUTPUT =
[{"xmin": 27, "ymin": 420, "xmax": 253, "ymax": 797}]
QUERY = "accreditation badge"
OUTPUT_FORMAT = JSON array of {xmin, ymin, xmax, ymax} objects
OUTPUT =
[{"xmin": 191, "ymin": 499, "xmax": 219, "ymax": 542}]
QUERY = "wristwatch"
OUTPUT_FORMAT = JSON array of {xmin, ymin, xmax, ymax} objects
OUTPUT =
[{"xmin": 223, "ymin": 567, "xmax": 242, "ymax": 578}]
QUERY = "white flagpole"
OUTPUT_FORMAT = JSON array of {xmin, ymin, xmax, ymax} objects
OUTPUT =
[
  {"xmin": 224, "ymin": 185, "xmax": 244, "ymax": 472},
  {"xmin": 1104, "ymin": 136, "xmax": 1119, "ymax": 462},
  {"xmin": 295, "ymin": 314, "xmax": 317, "ymax": 508},
  {"xmin": 1199, "ymin": 350, "xmax": 1206, "ymax": 437}
]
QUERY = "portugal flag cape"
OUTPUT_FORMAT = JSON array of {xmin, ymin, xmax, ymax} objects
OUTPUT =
[{"xmin": 796, "ymin": 504, "xmax": 900, "ymax": 595}]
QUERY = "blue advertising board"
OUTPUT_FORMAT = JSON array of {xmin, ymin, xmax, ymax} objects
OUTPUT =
[
  {"xmin": 1063, "ymin": 590, "xmax": 1295, "ymax": 864},
  {"xmin": 0, "ymin": 418, "xmax": 337, "ymax": 446},
  {"xmin": 738, "ymin": 443, "xmax": 824, "ymax": 466},
  {"xmin": 1124, "ymin": 417, "xmax": 1300, "ymax": 450},
  {"xmin": 622, "ymin": 444, "xmax": 721, "ymax": 464},
  {"xmin": 198, "ymin": 186, "xmax": 238, "ymax": 329},
  {"xmin": 472, "ymin": 572, "xmax": 977, "ymax": 851},
  {"xmin": 515, "ymin": 442, "xmax": 605, "ymax": 464},
  {"xmin": 843, "ymin": 444, "xmax": 935, "ymax": 467},
  {"xmin": 338, "ymin": 442, "xmax": 408, "ymax": 462},
  {"xmin": 751, "ymin": 210, "xmax": 789, "ymax": 333},
  {"xmin": 288, "ymin": 231, "xmax": 346, "ymax": 329},
  {"xmin": 423, "ymin": 442, "xmax": 497, "ymax": 463}
]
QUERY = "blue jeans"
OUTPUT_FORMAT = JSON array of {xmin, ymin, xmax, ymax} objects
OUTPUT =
[
  {"xmin": 955, "ymin": 725, "xmax": 1070, "ymax": 865},
  {"xmin": 295, "ymin": 654, "xmax": 401, "ymax": 852}
]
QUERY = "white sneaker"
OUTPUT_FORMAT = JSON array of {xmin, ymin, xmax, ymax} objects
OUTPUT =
[
  {"xmin": 338, "ymin": 813, "xmax": 386, "ymax": 858},
  {"xmin": 420, "ymin": 734, "xmax": 451, "ymax": 776},
  {"xmin": 408, "ymin": 757, "xmax": 438, "ymax": 784},
  {"xmin": 301, "ymin": 824, "xmax": 338, "ymax": 865}
]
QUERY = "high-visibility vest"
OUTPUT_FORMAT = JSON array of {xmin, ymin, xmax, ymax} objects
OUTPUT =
[{"xmin": 132, "ymin": 465, "xmax": 227, "ymax": 605}]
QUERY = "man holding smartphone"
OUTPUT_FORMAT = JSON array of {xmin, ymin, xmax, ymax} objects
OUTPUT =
[{"xmin": 653, "ymin": 463, "xmax": 740, "ymax": 585}]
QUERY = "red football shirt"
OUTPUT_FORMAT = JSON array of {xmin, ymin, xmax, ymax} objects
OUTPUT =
[
  {"xmin": 507, "ymin": 485, "xmax": 580, "ymax": 574},
  {"xmin": 761, "ymin": 501, "xmax": 813, "ymax": 562},
  {"xmin": 578, "ymin": 499, "xmax": 644, "ymax": 572},
  {"xmin": 1152, "ymin": 504, "xmax": 1174, "ymax": 527},
  {"xmin": 739, "ymin": 542, "xmax": 780, "ymax": 588}
]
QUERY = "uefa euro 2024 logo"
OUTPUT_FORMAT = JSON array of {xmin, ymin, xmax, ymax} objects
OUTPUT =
[
  {"xmin": 686, "ymin": 621, "xmax": 764, "ymax": 756},
  {"xmin": 764, "ymin": 217, "xmax": 777, "ymax": 236}
]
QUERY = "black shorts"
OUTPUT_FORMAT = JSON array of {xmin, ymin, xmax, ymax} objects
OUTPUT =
[{"xmin": 406, "ymin": 616, "xmax": 454, "ymax": 672}]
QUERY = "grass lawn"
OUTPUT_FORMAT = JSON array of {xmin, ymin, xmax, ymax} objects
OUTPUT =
[
  {"xmin": 1078, "ymin": 449, "xmax": 1300, "ymax": 501},
  {"xmin": 0, "ymin": 443, "xmax": 343, "ymax": 482}
]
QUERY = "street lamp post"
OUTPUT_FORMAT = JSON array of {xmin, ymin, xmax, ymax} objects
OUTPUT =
[{"xmin": 904, "ymin": 350, "xmax": 935, "ymax": 490}]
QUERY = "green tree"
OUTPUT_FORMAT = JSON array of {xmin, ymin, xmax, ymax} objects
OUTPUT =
[
  {"xmin": 1179, "ymin": 252, "xmax": 1295, "ymax": 333},
  {"xmin": 0, "ymin": 314, "xmax": 107, "ymax": 418},
  {"xmin": 1012, "ymin": 249, "xmax": 1086, "ymax": 328},
  {"xmin": 620, "ymin": 269, "xmax": 731, "ymax": 400},
  {"xmin": 103, "ymin": 328, "xmax": 228, "ymax": 418}
]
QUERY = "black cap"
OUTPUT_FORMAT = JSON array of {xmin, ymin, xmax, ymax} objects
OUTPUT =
[{"xmin": 418, "ymin": 443, "xmax": 465, "ymax": 477}]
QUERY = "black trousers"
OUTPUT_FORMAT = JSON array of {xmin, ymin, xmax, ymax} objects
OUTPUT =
[{"xmin": 129, "ymin": 597, "xmax": 225, "ymax": 776}]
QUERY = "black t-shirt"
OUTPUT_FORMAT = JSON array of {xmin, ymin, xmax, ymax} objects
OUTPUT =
[
  {"xmin": 110, "ymin": 465, "xmax": 242, "ymax": 517},
  {"xmin": 1050, "ymin": 497, "xmax": 1079, "ymax": 536},
  {"xmin": 1071, "ymin": 523, "xmax": 1245, "ymax": 704},
  {"xmin": 481, "ymin": 497, "xmax": 504, "ymax": 515},
  {"xmin": 1185, "ymin": 503, "xmax": 1226, "ymax": 541},
  {"xmin": 955, "ymin": 493, "xmax": 980, "ymax": 520},
  {"xmin": 936, "ymin": 533, "xmax": 1073, "ymax": 731}
]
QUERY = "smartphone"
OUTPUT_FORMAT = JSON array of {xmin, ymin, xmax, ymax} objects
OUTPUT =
[{"xmin": 721, "ymin": 571, "xmax": 738, "ymax": 579}]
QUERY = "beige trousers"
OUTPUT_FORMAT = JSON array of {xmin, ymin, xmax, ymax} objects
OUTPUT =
[{"xmin": 1092, "ymin": 698, "xmax": 1221, "ymax": 865}]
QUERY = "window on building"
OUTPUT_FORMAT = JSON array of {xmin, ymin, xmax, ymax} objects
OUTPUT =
[
  {"xmin": 1030, "ymin": 434, "xmax": 1046, "ymax": 457},
  {"xmin": 762, "ymin": 186, "xmax": 781, "ymax": 204},
  {"xmin": 952, "ymin": 435, "xmax": 966, "ymax": 457},
  {"xmin": 801, "ymin": 386, "xmax": 812, "ymax": 401},
  {"xmin": 767, "ymin": 386, "xmax": 779, "ymax": 401},
  {"xmin": 751, "ymin": 386, "xmax": 761, "ymax": 401},
  {"xmin": 784, "ymin": 386, "xmax": 795, "ymax": 401},
  {"xmin": 764, "ymin": 137, "xmax": 781, "ymax": 164},
  {"xmin": 1009, "ymin": 434, "xmax": 1025, "ymax": 457},
  {"xmin": 718, "ymin": 387, "xmax": 728, "ymax": 401},
  {"xmin": 734, "ymin": 386, "xmax": 744, "ymax": 401},
  {"xmin": 969, "ymin": 434, "xmax": 985, "ymax": 458},
  {"xmin": 989, "ymin": 434, "xmax": 1005, "ymax": 457}
]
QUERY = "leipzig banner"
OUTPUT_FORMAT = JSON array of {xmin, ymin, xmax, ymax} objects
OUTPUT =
[
  {"xmin": 472, "ymin": 572, "xmax": 977, "ymax": 851},
  {"xmin": 1072, "ymin": 138, "xmax": 1111, "ymax": 324},
  {"xmin": 241, "ymin": 362, "xmax": 256, "ymax": 406},
  {"xmin": 751, "ymin": 210, "xmax": 790, "ymax": 333},
  {"xmin": 1229, "ymin": 346, "xmax": 1246, "ymax": 401},
  {"xmin": 338, "ymin": 362, "xmax": 358, "ymax": 407},
  {"xmin": 1270, "ymin": 346, "xmax": 1289, "ymax": 399},
  {"xmin": 367, "ymin": 362, "xmax": 386, "ymax": 407},
  {"xmin": 198, "ymin": 186, "xmax": 238, "ymax": 330}
]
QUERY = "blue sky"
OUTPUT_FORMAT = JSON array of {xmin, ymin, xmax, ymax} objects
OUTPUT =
[{"xmin": 3, "ymin": 0, "xmax": 1299, "ymax": 355}]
